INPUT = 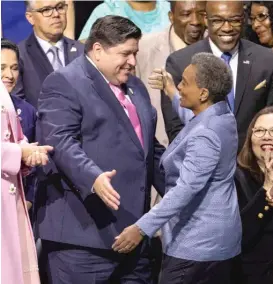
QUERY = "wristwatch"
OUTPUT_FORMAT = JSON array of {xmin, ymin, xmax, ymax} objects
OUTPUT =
[{"xmin": 137, "ymin": 226, "xmax": 146, "ymax": 237}]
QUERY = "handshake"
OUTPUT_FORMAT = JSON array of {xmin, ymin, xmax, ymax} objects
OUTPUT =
[{"xmin": 20, "ymin": 142, "xmax": 53, "ymax": 167}]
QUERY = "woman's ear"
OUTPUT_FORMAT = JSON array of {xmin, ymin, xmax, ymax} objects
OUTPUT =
[{"xmin": 200, "ymin": 88, "xmax": 209, "ymax": 102}]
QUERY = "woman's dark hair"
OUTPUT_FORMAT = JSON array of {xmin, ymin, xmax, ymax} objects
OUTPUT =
[
  {"xmin": 1, "ymin": 38, "xmax": 20, "ymax": 61},
  {"xmin": 248, "ymin": 1, "xmax": 273, "ymax": 47},
  {"xmin": 238, "ymin": 106, "xmax": 273, "ymax": 183}
]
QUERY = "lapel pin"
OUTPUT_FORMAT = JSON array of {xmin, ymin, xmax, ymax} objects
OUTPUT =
[
  {"xmin": 243, "ymin": 60, "xmax": 250, "ymax": 64},
  {"xmin": 70, "ymin": 47, "xmax": 77, "ymax": 52},
  {"xmin": 17, "ymin": 108, "xmax": 22, "ymax": 115}
]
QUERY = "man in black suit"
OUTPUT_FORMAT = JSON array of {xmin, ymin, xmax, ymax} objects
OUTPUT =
[
  {"xmin": 161, "ymin": 1, "xmax": 273, "ymax": 150},
  {"xmin": 13, "ymin": 0, "xmax": 84, "ymax": 108}
]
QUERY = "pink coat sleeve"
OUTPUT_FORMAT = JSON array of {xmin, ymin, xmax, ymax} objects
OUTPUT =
[{"xmin": 1, "ymin": 142, "xmax": 22, "ymax": 176}]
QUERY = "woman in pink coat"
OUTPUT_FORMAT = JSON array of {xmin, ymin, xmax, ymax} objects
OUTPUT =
[{"xmin": 1, "ymin": 39, "xmax": 53, "ymax": 284}]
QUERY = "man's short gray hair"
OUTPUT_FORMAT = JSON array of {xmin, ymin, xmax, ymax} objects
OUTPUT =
[{"xmin": 191, "ymin": 52, "xmax": 233, "ymax": 103}]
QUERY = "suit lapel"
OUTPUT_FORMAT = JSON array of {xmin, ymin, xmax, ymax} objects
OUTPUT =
[
  {"xmin": 127, "ymin": 85, "xmax": 149, "ymax": 157},
  {"xmin": 234, "ymin": 42, "xmax": 252, "ymax": 116},
  {"xmin": 161, "ymin": 102, "xmax": 230, "ymax": 165},
  {"xmin": 82, "ymin": 57, "xmax": 144, "ymax": 156},
  {"xmin": 26, "ymin": 33, "xmax": 53, "ymax": 75},
  {"xmin": 63, "ymin": 37, "xmax": 79, "ymax": 65},
  {"xmin": 160, "ymin": 118, "xmax": 197, "ymax": 164}
]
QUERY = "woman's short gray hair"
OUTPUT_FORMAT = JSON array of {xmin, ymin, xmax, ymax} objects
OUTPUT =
[{"xmin": 191, "ymin": 52, "xmax": 233, "ymax": 103}]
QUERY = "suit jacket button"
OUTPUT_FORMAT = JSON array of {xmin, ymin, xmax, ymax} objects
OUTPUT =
[
  {"xmin": 258, "ymin": 213, "xmax": 264, "ymax": 219},
  {"xmin": 264, "ymin": 206, "xmax": 270, "ymax": 211}
]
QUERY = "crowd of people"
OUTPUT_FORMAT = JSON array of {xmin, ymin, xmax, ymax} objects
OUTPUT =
[{"xmin": 1, "ymin": 1, "xmax": 273, "ymax": 284}]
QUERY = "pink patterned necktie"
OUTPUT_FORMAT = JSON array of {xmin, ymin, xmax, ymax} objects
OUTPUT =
[{"xmin": 109, "ymin": 83, "xmax": 144, "ymax": 148}]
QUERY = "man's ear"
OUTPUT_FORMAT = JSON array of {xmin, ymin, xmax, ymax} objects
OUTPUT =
[
  {"xmin": 92, "ymin": 42, "xmax": 104, "ymax": 62},
  {"xmin": 168, "ymin": 11, "xmax": 174, "ymax": 25},
  {"xmin": 25, "ymin": 12, "xmax": 35, "ymax": 26}
]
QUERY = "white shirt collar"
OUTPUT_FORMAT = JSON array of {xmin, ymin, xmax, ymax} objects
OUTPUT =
[
  {"xmin": 85, "ymin": 55, "xmax": 109, "ymax": 84},
  {"xmin": 35, "ymin": 34, "xmax": 64, "ymax": 54},
  {"xmin": 208, "ymin": 38, "xmax": 239, "ymax": 58}
]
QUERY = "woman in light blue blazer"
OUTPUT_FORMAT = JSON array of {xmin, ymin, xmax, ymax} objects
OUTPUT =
[{"xmin": 112, "ymin": 53, "xmax": 242, "ymax": 284}]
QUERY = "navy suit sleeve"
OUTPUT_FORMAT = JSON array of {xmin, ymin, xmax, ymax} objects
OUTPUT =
[
  {"xmin": 38, "ymin": 72, "xmax": 103, "ymax": 200},
  {"xmin": 25, "ymin": 168, "xmax": 36, "ymax": 204},
  {"xmin": 136, "ymin": 129, "xmax": 221, "ymax": 237},
  {"xmin": 151, "ymin": 108, "xmax": 165, "ymax": 197},
  {"xmin": 161, "ymin": 54, "xmax": 183, "ymax": 143}
]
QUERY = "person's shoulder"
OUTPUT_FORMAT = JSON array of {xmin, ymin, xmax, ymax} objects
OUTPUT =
[
  {"xmin": 168, "ymin": 39, "xmax": 208, "ymax": 61},
  {"xmin": 17, "ymin": 34, "xmax": 32, "ymax": 52},
  {"xmin": 92, "ymin": 0, "xmax": 121, "ymax": 15},
  {"xmin": 240, "ymin": 39, "xmax": 273, "ymax": 59},
  {"xmin": 44, "ymin": 56, "xmax": 84, "ymax": 86},
  {"xmin": 64, "ymin": 37, "xmax": 84, "ymax": 51},
  {"xmin": 11, "ymin": 95, "xmax": 36, "ymax": 115},
  {"xmin": 156, "ymin": 0, "xmax": 171, "ymax": 11},
  {"xmin": 141, "ymin": 27, "xmax": 169, "ymax": 45},
  {"xmin": 138, "ymin": 28, "xmax": 169, "ymax": 55}
]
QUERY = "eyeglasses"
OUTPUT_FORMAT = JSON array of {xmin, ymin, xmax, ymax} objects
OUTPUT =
[
  {"xmin": 31, "ymin": 3, "xmax": 68, "ymax": 18},
  {"xmin": 250, "ymin": 13, "xmax": 269, "ymax": 24},
  {"xmin": 207, "ymin": 16, "xmax": 244, "ymax": 29},
  {"xmin": 252, "ymin": 127, "xmax": 273, "ymax": 138}
]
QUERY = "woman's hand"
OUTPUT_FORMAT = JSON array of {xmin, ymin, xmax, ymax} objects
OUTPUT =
[
  {"xmin": 112, "ymin": 225, "xmax": 144, "ymax": 253},
  {"xmin": 148, "ymin": 68, "xmax": 177, "ymax": 100},
  {"xmin": 20, "ymin": 143, "xmax": 53, "ymax": 167},
  {"xmin": 263, "ymin": 150, "xmax": 273, "ymax": 206}
]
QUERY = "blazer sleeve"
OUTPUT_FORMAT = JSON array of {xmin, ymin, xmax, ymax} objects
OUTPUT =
[
  {"xmin": 38, "ymin": 72, "xmax": 103, "ymax": 201},
  {"xmin": 1, "ymin": 142, "xmax": 22, "ymax": 176},
  {"xmin": 161, "ymin": 54, "xmax": 184, "ymax": 143},
  {"xmin": 136, "ymin": 129, "xmax": 221, "ymax": 237}
]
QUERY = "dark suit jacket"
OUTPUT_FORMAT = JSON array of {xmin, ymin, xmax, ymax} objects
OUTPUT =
[
  {"xmin": 162, "ymin": 38, "xmax": 273, "ymax": 150},
  {"xmin": 235, "ymin": 168, "xmax": 273, "ymax": 282},
  {"xmin": 35, "ymin": 55, "xmax": 165, "ymax": 249},
  {"xmin": 13, "ymin": 32, "xmax": 84, "ymax": 108},
  {"xmin": 11, "ymin": 95, "xmax": 37, "ymax": 204}
]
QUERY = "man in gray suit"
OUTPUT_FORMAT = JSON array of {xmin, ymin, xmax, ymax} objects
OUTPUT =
[
  {"xmin": 13, "ymin": 0, "xmax": 84, "ymax": 108},
  {"xmin": 113, "ymin": 53, "xmax": 242, "ymax": 284}
]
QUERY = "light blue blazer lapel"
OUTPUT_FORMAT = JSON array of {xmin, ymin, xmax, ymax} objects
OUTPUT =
[
  {"xmin": 160, "ymin": 101, "xmax": 231, "ymax": 166},
  {"xmin": 127, "ymin": 86, "xmax": 149, "ymax": 157},
  {"xmin": 160, "ymin": 118, "xmax": 198, "ymax": 166}
]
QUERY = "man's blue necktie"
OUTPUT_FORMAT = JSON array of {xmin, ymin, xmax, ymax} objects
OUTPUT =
[{"xmin": 221, "ymin": 52, "xmax": 235, "ymax": 112}]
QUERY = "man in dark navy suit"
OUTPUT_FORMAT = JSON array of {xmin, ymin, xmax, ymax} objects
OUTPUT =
[
  {"xmin": 13, "ymin": 0, "xmax": 84, "ymax": 108},
  {"xmin": 36, "ymin": 15, "xmax": 165, "ymax": 284}
]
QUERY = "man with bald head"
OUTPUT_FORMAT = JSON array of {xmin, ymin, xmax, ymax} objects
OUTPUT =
[
  {"xmin": 13, "ymin": 0, "xmax": 83, "ymax": 108},
  {"xmin": 161, "ymin": 1, "xmax": 273, "ymax": 151}
]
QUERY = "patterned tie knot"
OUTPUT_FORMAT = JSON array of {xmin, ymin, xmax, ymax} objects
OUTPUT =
[
  {"xmin": 221, "ymin": 52, "xmax": 232, "ymax": 64},
  {"xmin": 48, "ymin": 46, "xmax": 63, "ymax": 70},
  {"xmin": 49, "ymin": 45, "xmax": 59, "ymax": 56}
]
